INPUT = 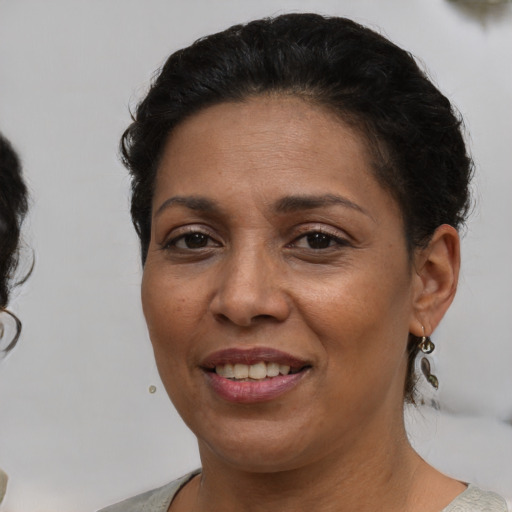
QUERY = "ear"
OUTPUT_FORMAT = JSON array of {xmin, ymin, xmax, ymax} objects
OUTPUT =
[{"xmin": 409, "ymin": 224, "xmax": 460, "ymax": 336}]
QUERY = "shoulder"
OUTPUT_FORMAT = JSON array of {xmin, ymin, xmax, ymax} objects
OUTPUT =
[
  {"xmin": 97, "ymin": 471, "xmax": 200, "ymax": 512},
  {"xmin": 442, "ymin": 484, "xmax": 509, "ymax": 512}
]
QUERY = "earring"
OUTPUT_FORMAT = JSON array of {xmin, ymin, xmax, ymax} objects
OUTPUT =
[
  {"xmin": 0, "ymin": 309, "xmax": 22, "ymax": 353},
  {"xmin": 418, "ymin": 332, "xmax": 435, "ymax": 354},
  {"xmin": 420, "ymin": 357, "xmax": 439, "ymax": 390},
  {"xmin": 418, "ymin": 326, "xmax": 438, "ymax": 389}
]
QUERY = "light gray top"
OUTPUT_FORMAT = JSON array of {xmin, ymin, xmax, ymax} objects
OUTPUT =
[{"xmin": 98, "ymin": 471, "xmax": 508, "ymax": 512}]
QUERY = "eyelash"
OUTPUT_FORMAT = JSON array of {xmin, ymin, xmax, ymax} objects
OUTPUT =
[
  {"xmin": 162, "ymin": 228, "xmax": 220, "ymax": 251},
  {"xmin": 288, "ymin": 228, "xmax": 350, "ymax": 251},
  {"xmin": 162, "ymin": 226, "xmax": 349, "ymax": 254}
]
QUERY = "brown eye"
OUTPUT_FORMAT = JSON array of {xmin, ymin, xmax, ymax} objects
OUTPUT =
[
  {"xmin": 306, "ymin": 232, "xmax": 333, "ymax": 249},
  {"xmin": 178, "ymin": 233, "xmax": 210, "ymax": 249},
  {"xmin": 162, "ymin": 227, "xmax": 222, "ymax": 254},
  {"xmin": 289, "ymin": 230, "xmax": 348, "ymax": 252}
]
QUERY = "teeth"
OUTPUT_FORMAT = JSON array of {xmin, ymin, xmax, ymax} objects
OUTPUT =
[
  {"xmin": 223, "ymin": 363, "xmax": 235, "ymax": 378},
  {"xmin": 215, "ymin": 361, "xmax": 294, "ymax": 380},
  {"xmin": 248, "ymin": 361, "xmax": 267, "ymax": 379},
  {"xmin": 279, "ymin": 364, "xmax": 290, "ymax": 375},
  {"xmin": 233, "ymin": 363, "xmax": 249, "ymax": 379},
  {"xmin": 267, "ymin": 362, "xmax": 280, "ymax": 377}
]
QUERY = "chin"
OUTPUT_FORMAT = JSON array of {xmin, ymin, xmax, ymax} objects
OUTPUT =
[{"xmin": 195, "ymin": 416, "xmax": 322, "ymax": 473}]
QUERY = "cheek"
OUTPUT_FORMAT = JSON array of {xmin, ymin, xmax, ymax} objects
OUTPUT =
[
  {"xmin": 297, "ymin": 270, "xmax": 411, "ymax": 331},
  {"xmin": 141, "ymin": 271, "xmax": 201, "ymax": 406},
  {"xmin": 141, "ymin": 269, "xmax": 196, "ymax": 367},
  {"xmin": 297, "ymin": 279, "xmax": 411, "ymax": 423},
  {"xmin": 143, "ymin": 265, "xmax": 197, "ymax": 330},
  {"xmin": 292, "ymin": 260, "xmax": 413, "ymax": 367}
]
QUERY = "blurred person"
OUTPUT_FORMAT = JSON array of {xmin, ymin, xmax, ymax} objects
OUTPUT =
[{"xmin": 0, "ymin": 131, "xmax": 29, "ymax": 504}]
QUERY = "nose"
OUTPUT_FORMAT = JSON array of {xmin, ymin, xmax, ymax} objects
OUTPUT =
[{"xmin": 209, "ymin": 248, "xmax": 291, "ymax": 327}]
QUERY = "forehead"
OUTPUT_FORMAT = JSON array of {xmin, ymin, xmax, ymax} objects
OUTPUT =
[
  {"xmin": 153, "ymin": 96, "xmax": 396, "ymax": 219},
  {"xmin": 162, "ymin": 95, "xmax": 368, "ymax": 156}
]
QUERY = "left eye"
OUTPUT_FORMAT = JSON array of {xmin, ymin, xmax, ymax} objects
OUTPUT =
[
  {"xmin": 292, "ymin": 232, "xmax": 344, "ymax": 249},
  {"xmin": 168, "ymin": 232, "xmax": 218, "ymax": 250}
]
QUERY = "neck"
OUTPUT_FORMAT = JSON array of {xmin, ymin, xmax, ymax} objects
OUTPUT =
[{"xmin": 180, "ymin": 417, "xmax": 425, "ymax": 512}]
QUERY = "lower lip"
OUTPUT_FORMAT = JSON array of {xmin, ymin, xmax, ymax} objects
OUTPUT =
[{"xmin": 204, "ymin": 371, "xmax": 307, "ymax": 404}]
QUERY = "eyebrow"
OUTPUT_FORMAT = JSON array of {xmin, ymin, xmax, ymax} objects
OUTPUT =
[
  {"xmin": 155, "ymin": 196, "xmax": 220, "ymax": 217},
  {"xmin": 155, "ymin": 193, "xmax": 372, "ymax": 219},
  {"xmin": 274, "ymin": 194, "xmax": 371, "ymax": 218}
]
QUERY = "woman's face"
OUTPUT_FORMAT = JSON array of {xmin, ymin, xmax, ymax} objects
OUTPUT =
[{"xmin": 142, "ymin": 97, "xmax": 419, "ymax": 472}]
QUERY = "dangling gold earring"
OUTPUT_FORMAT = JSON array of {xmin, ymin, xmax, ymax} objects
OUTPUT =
[
  {"xmin": 418, "ymin": 326, "xmax": 438, "ymax": 389},
  {"xmin": 420, "ymin": 357, "xmax": 439, "ymax": 390},
  {"xmin": 418, "ymin": 328, "xmax": 435, "ymax": 354}
]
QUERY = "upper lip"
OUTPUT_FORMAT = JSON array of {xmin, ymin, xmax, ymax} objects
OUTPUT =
[{"xmin": 201, "ymin": 347, "xmax": 310, "ymax": 370}]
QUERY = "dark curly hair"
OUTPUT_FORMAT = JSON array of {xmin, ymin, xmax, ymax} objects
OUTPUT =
[
  {"xmin": 0, "ymin": 132, "xmax": 29, "ymax": 352},
  {"xmin": 120, "ymin": 13, "xmax": 473, "ymax": 401}
]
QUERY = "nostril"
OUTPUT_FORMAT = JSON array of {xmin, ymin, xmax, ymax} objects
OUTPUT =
[
  {"xmin": 214, "ymin": 313, "xmax": 231, "ymax": 324},
  {"xmin": 210, "ymin": 285, "xmax": 291, "ymax": 326},
  {"xmin": 253, "ymin": 314, "xmax": 277, "ymax": 323},
  {"xmin": 213, "ymin": 312, "xmax": 280, "ymax": 326}
]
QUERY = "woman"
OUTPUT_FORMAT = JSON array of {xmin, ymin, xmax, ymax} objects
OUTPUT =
[
  {"xmin": 101, "ymin": 14, "xmax": 507, "ymax": 512},
  {"xmin": 0, "ymin": 131, "xmax": 29, "ymax": 504}
]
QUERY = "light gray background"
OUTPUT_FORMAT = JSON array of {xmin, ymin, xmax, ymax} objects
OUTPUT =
[{"xmin": 1, "ymin": 1, "xmax": 511, "ymax": 510}]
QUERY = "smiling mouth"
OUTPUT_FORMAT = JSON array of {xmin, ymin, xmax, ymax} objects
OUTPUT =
[
  {"xmin": 213, "ymin": 361, "xmax": 305, "ymax": 381},
  {"xmin": 201, "ymin": 348, "xmax": 311, "ymax": 403},
  {"xmin": 201, "ymin": 347, "xmax": 311, "ymax": 382}
]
